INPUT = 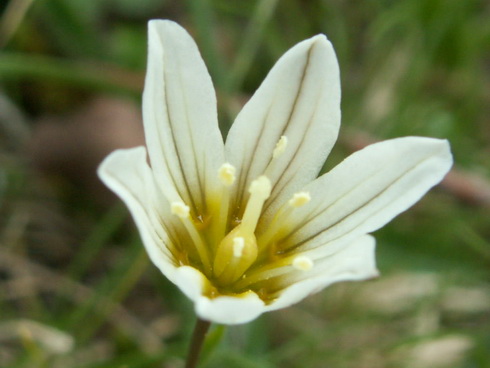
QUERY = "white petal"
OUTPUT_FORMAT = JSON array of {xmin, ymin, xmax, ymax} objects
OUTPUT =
[
  {"xmin": 147, "ymin": 263, "xmax": 267, "ymax": 325},
  {"xmin": 278, "ymin": 137, "xmax": 452, "ymax": 256},
  {"xmin": 98, "ymin": 149, "xmax": 221, "ymax": 317},
  {"xmin": 195, "ymin": 292, "xmax": 266, "ymax": 325},
  {"xmin": 97, "ymin": 147, "xmax": 179, "ymax": 277},
  {"xmin": 266, "ymin": 235, "xmax": 377, "ymax": 311},
  {"xmin": 167, "ymin": 266, "xmax": 211, "ymax": 301},
  {"xmin": 225, "ymin": 34, "xmax": 341, "ymax": 219},
  {"xmin": 143, "ymin": 20, "xmax": 224, "ymax": 215}
]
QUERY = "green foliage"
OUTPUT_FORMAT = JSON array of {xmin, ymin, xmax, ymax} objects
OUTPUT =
[{"xmin": 0, "ymin": 0, "xmax": 488, "ymax": 367}]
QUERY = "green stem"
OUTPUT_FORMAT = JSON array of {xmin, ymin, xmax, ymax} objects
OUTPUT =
[{"xmin": 185, "ymin": 318, "xmax": 211, "ymax": 368}]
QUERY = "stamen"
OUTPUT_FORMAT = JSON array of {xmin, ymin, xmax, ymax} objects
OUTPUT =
[
  {"xmin": 264, "ymin": 135, "xmax": 288, "ymax": 178},
  {"xmin": 272, "ymin": 136, "xmax": 288, "ymax": 159},
  {"xmin": 171, "ymin": 202, "xmax": 190, "ymax": 218},
  {"xmin": 288, "ymin": 191, "xmax": 311, "ymax": 208},
  {"xmin": 241, "ymin": 176, "xmax": 272, "ymax": 233},
  {"xmin": 218, "ymin": 163, "xmax": 236, "ymax": 186},
  {"xmin": 292, "ymin": 255, "xmax": 314, "ymax": 271},
  {"xmin": 233, "ymin": 237, "xmax": 245, "ymax": 257},
  {"xmin": 257, "ymin": 191, "xmax": 312, "ymax": 251},
  {"xmin": 170, "ymin": 201, "xmax": 211, "ymax": 272},
  {"xmin": 233, "ymin": 255, "xmax": 314, "ymax": 290},
  {"xmin": 213, "ymin": 163, "xmax": 237, "ymax": 244},
  {"xmin": 233, "ymin": 253, "xmax": 307, "ymax": 289}
]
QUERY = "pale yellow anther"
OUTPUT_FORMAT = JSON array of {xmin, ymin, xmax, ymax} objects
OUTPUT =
[
  {"xmin": 171, "ymin": 202, "xmax": 190, "ymax": 219},
  {"xmin": 292, "ymin": 255, "xmax": 314, "ymax": 271},
  {"xmin": 218, "ymin": 163, "xmax": 236, "ymax": 186},
  {"xmin": 233, "ymin": 237, "xmax": 245, "ymax": 258},
  {"xmin": 288, "ymin": 191, "xmax": 311, "ymax": 208},
  {"xmin": 249, "ymin": 176, "xmax": 272, "ymax": 199},
  {"xmin": 272, "ymin": 136, "xmax": 288, "ymax": 159}
]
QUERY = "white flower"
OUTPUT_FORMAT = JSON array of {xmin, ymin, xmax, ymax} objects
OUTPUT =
[{"xmin": 98, "ymin": 20, "xmax": 453, "ymax": 325}]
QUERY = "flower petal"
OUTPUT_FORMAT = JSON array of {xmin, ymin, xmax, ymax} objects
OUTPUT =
[
  {"xmin": 279, "ymin": 137, "xmax": 453, "ymax": 256},
  {"xmin": 98, "ymin": 150, "xmax": 268, "ymax": 325},
  {"xmin": 266, "ymin": 235, "xmax": 377, "ymax": 311},
  {"xmin": 98, "ymin": 148, "xmax": 216, "ymax": 307},
  {"xmin": 97, "ymin": 147, "xmax": 179, "ymax": 275},
  {"xmin": 143, "ymin": 20, "xmax": 224, "ymax": 215},
  {"xmin": 225, "ymin": 34, "xmax": 341, "ymax": 219},
  {"xmin": 141, "ymin": 263, "xmax": 266, "ymax": 325},
  {"xmin": 168, "ymin": 266, "xmax": 212, "ymax": 301},
  {"xmin": 195, "ymin": 292, "xmax": 266, "ymax": 325}
]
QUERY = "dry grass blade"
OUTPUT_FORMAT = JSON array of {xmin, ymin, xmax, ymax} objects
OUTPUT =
[{"xmin": 0, "ymin": 247, "xmax": 166, "ymax": 354}]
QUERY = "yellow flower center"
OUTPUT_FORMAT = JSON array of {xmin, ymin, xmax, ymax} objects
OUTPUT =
[
  {"xmin": 213, "ymin": 175, "xmax": 270, "ymax": 286},
  {"xmin": 169, "ymin": 135, "xmax": 314, "ymax": 296}
]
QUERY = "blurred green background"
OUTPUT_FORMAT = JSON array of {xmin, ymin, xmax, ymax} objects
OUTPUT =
[{"xmin": 0, "ymin": 0, "xmax": 489, "ymax": 367}]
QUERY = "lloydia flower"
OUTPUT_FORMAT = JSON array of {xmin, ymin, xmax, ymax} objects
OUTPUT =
[{"xmin": 98, "ymin": 20, "xmax": 452, "ymax": 325}]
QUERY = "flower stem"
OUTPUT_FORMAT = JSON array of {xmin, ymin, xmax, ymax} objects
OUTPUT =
[{"xmin": 185, "ymin": 318, "xmax": 211, "ymax": 368}]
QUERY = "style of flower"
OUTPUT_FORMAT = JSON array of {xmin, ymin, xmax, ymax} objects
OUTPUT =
[{"xmin": 98, "ymin": 20, "xmax": 453, "ymax": 325}]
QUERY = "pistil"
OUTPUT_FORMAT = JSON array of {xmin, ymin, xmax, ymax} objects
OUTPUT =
[
  {"xmin": 240, "ymin": 176, "xmax": 272, "ymax": 233},
  {"xmin": 212, "ymin": 176, "xmax": 272, "ymax": 286}
]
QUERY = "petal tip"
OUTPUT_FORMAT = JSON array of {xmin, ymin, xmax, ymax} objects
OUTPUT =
[
  {"xmin": 426, "ymin": 137, "xmax": 453, "ymax": 173},
  {"xmin": 97, "ymin": 146, "xmax": 147, "ymax": 182},
  {"xmin": 308, "ymin": 33, "xmax": 335, "ymax": 51},
  {"xmin": 147, "ymin": 19, "xmax": 190, "ymax": 42},
  {"xmin": 309, "ymin": 33, "xmax": 328, "ymax": 43},
  {"xmin": 148, "ymin": 19, "xmax": 179, "ymax": 30}
]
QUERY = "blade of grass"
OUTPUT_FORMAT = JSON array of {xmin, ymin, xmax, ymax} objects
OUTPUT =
[
  {"xmin": 67, "ymin": 238, "xmax": 150, "ymax": 344},
  {"xmin": 53, "ymin": 204, "xmax": 128, "ymax": 309},
  {"xmin": 0, "ymin": 52, "xmax": 143, "ymax": 95},
  {"xmin": 225, "ymin": 0, "xmax": 279, "ymax": 94},
  {"xmin": 186, "ymin": 0, "xmax": 226, "ymax": 89},
  {"xmin": 0, "ymin": 248, "xmax": 163, "ymax": 353},
  {"xmin": 200, "ymin": 324, "xmax": 226, "ymax": 364},
  {"xmin": 0, "ymin": 0, "xmax": 36, "ymax": 47},
  {"xmin": 456, "ymin": 221, "xmax": 490, "ymax": 262},
  {"xmin": 38, "ymin": 0, "xmax": 104, "ymax": 59},
  {"xmin": 185, "ymin": 0, "xmax": 235, "ymax": 131},
  {"xmin": 66, "ymin": 204, "xmax": 128, "ymax": 282}
]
